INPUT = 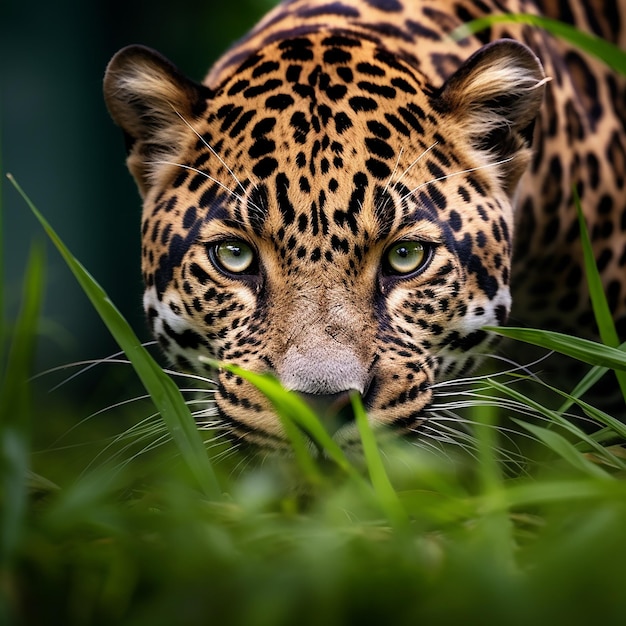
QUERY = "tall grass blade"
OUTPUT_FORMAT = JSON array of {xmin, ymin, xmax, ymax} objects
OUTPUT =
[
  {"xmin": 0, "ymin": 243, "xmax": 44, "ymax": 626},
  {"xmin": 479, "ymin": 477, "xmax": 626, "ymax": 512},
  {"xmin": 555, "ymin": 363, "xmax": 610, "ymax": 416},
  {"xmin": 0, "ymin": 244, "xmax": 45, "ymax": 435},
  {"xmin": 485, "ymin": 326, "xmax": 626, "ymax": 371},
  {"xmin": 513, "ymin": 420, "xmax": 612, "ymax": 478},
  {"xmin": 487, "ymin": 378, "xmax": 626, "ymax": 470},
  {"xmin": 573, "ymin": 187, "xmax": 626, "ymax": 402},
  {"xmin": 350, "ymin": 392, "xmax": 408, "ymax": 528},
  {"xmin": 452, "ymin": 14, "xmax": 626, "ymax": 76},
  {"xmin": 205, "ymin": 361, "xmax": 408, "ymax": 518},
  {"xmin": 543, "ymin": 385, "xmax": 626, "ymax": 441},
  {"xmin": 7, "ymin": 175, "xmax": 222, "ymax": 500},
  {"xmin": 209, "ymin": 360, "xmax": 324, "ymax": 484},
  {"xmin": 471, "ymin": 402, "xmax": 518, "ymax": 571}
]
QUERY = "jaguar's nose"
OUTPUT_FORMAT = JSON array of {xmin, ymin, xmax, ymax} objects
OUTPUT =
[{"xmin": 296, "ymin": 390, "xmax": 357, "ymax": 436}]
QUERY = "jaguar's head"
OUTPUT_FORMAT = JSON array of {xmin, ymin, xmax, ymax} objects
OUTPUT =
[{"xmin": 104, "ymin": 35, "xmax": 545, "ymax": 451}]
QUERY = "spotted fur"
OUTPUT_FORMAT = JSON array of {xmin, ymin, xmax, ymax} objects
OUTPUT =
[{"xmin": 104, "ymin": 0, "xmax": 626, "ymax": 449}]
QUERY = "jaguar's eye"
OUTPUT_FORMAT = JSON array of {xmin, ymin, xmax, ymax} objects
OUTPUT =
[
  {"xmin": 213, "ymin": 240, "xmax": 256, "ymax": 274},
  {"xmin": 385, "ymin": 241, "xmax": 428, "ymax": 275}
]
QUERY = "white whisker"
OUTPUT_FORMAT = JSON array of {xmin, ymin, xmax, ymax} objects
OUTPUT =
[
  {"xmin": 152, "ymin": 160, "xmax": 249, "ymax": 208},
  {"xmin": 399, "ymin": 155, "xmax": 515, "ymax": 203},
  {"xmin": 33, "ymin": 342, "xmax": 158, "ymax": 391},
  {"xmin": 161, "ymin": 369, "xmax": 217, "ymax": 386},
  {"xmin": 383, "ymin": 146, "xmax": 404, "ymax": 195},
  {"xmin": 418, "ymin": 412, "xmax": 530, "ymax": 471},
  {"xmin": 429, "ymin": 351, "xmax": 554, "ymax": 393},
  {"xmin": 172, "ymin": 108, "xmax": 249, "ymax": 196},
  {"xmin": 80, "ymin": 412, "xmax": 164, "ymax": 475},
  {"xmin": 394, "ymin": 140, "xmax": 438, "ymax": 187}
]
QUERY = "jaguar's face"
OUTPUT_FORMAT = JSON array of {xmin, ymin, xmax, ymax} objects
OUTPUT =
[{"xmin": 104, "ymin": 36, "xmax": 545, "ymax": 450}]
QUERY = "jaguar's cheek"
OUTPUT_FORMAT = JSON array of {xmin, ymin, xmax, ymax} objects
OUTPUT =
[
  {"xmin": 360, "ymin": 345, "xmax": 437, "ymax": 431},
  {"xmin": 215, "ymin": 373, "xmax": 287, "ymax": 442}
]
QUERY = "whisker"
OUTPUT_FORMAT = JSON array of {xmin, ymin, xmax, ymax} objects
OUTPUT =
[
  {"xmin": 383, "ymin": 146, "xmax": 404, "ymax": 196},
  {"xmin": 372, "ymin": 143, "xmax": 439, "ymax": 231},
  {"xmin": 152, "ymin": 160, "xmax": 249, "ymax": 208},
  {"xmin": 33, "ymin": 341, "xmax": 158, "ymax": 391},
  {"xmin": 172, "ymin": 108, "xmax": 249, "ymax": 197},
  {"xmin": 162, "ymin": 369, "xmax": 217, "ymax": 386},
  {"xmin": 394, "ymin": 140, "xmax": 439, "ymax": 187},
  {"xmin": 399, "ymin": 155, "xmax": 515, "ymax": 203},
  {"xmin": 226, "ymin": 449, "xmax": 257, "ymax": 478},
  {"xmin": 102, "ymin": 432, "xmax": 174, "ymax": 477},
  {"xmin": 80, "ymin": 412, "xmax": 165, "ymax": 474},
  {"xmin": 418, "ymin": 412, "xmax": 531, "ymax": 472},
  {"xmin": 416, "ymin": 423, "xmax": 482, "ymax": 462},
  {"xmin": 189, "ymin": 405, "xmax": 219, "ymax": 421},
  {"xmin": 33, "ymin": 353, "xmax": 126, "ymax": 379},
  {"xmin": 429, "ymin": 351, "xmax": 554, "ymax": 394},
  {"xmin": 408, "ymin": 436, "xmax": 453, "ymax": 460}
]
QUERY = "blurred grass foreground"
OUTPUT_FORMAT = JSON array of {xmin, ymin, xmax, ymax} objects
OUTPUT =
[{"xmin": 3, "ymin": 9, "xmax": 626, "ymax": 626}]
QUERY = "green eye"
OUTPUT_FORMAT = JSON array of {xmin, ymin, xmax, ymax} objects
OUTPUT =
[
  {"xmin": 385, "ymin": 241, "xmax": 428, "ymax": 275},
  {"xmin": 213, "ymin": 240, "xmax": 255, "ymax": 274}
]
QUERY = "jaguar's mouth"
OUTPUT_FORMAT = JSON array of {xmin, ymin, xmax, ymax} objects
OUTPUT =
[
  {"xmin": 295, "ymin": 377, "xmax": 378, "ymax": 438},
  {"xmin": 296, "ymin": 390, "xmax": 358, "ymax": 437}
]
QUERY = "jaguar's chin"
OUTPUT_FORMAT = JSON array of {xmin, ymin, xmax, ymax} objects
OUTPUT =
[{"xmin": 296, "ymin": 390, "xmax": 358, "ymax": 437}]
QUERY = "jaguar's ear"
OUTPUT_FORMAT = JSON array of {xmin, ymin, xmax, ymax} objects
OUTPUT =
[
  {"xmin": 104, "ymin": 45, "xmax": 210, "ymax": 197},
  {"xmin": 437, "ymin": 39, "xmax": 547, "ymax": 194}
]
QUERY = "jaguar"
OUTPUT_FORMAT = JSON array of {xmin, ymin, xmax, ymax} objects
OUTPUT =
[{"xmin": 104, "ymin": 0, "xmax": 626, "ymax": 452}]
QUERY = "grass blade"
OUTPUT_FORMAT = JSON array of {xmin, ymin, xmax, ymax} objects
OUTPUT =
[
  {"xmin": 573, "ymin": 187, "xmax": 626, "ymax": 401},
  {"xmin": 547, "ymin": 387, "xmax": 626, "ymax": 441},
  {"xmin": 486, "ymin": 378, "xmax": 626, "ymax": 470},
  {"xmin": 470, "ymin": 402, "xmax": 519, "ymax": 571},
  {"xmin": 513, "ymin": 420, "xmax": 611, "ymax": 479},
  {"xmin": 1, "ymin": 245, "xmax": 44, "ymax": 626},
  {"xmin": 7, "ymin": 174, "xmax": 222, "ymax": 500},
  {"xmin": 555, "ymin": 363, "xmax": 610, "ymax": 416},
  {"xmin": 351, "ymin": 392, "xmax": 408, "ymax": 528},
  {"xmin": 485, "ymin": 326, "xmax": 626, "ymax": 371},
  {"xmin": 477, "ymin": 478, "xmax": 626, "ymax": 512},
  {"xmin": 213, "ymin": 361, "xmax": 324, "ymax": 484},
  {"xmin": 452, "ymin": 14, "xmax": 626, "ymax": 76},
  {"xmin": 0, "ymin": 244, "xmax": 44, "ymax": 568},
  {"xmin": 210, "ymin": 362, "xmax": 407, "ymax": 523}
]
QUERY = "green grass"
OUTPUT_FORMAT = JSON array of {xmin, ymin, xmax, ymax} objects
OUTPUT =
[
  {"xmin": 452, "ymin": 13, "xmax": 626, "ymax": 74},
  {"xmin": 3, "ymin": 17, "xmax": 626, "ymax": 626}
]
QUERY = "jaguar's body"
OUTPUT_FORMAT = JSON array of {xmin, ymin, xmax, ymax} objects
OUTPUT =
[{"xmin": 104, "ymin": 0, "xmax": 626, "ymax": 450}]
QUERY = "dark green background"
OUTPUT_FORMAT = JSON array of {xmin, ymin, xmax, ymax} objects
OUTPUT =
[{"xmin": 1, "ymin": 0, "xmax": 278, "ymax": 370}]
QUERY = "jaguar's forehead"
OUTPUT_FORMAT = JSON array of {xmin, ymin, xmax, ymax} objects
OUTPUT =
[
  {"xmin": 204, "ymin": 34, "xmax": 443, "ymax": 182},
  {"xmin": 151, "ymin": 34, "xmax": 478, "ymax": 251}
]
